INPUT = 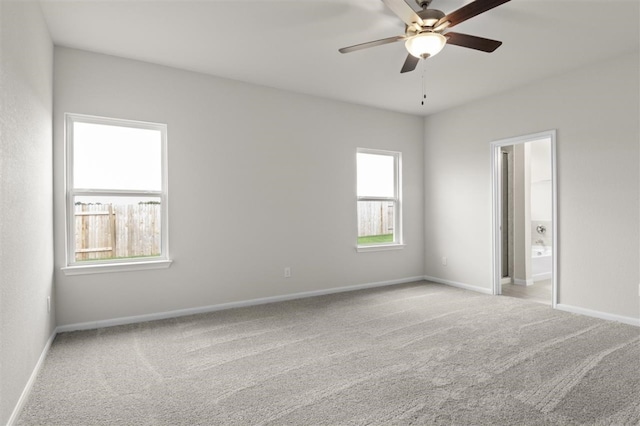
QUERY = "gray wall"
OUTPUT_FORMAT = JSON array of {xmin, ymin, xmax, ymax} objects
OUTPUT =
[
  {"xmin": 424, "ymin": 51, "xmax": 640, "ymax": 319},
  {"xmin": 52, "ymin": 47, "xmax": 425, "ymax": 326},
  {"xmin": 0, "ymin": 2, "xmax": 55, "ymax": 424}
]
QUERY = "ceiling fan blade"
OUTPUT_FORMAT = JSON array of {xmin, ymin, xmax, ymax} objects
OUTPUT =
[
  {"xmin": 339, "ymin": 35, "xmax": 405, "ymax": 54},
  {"xmin": 382, "ymin": 0, "xmax": 424, "ymax": 30},
  {"xmin": 436, "ymin": 0, "xmax": 510, "ymax": 29},
  {"xmin": 400, "ymin": 54, "xmax": 420, "ymax": 73},
  {"xmin": 445, "ymin": 32, "xmax": 502, "ymax": 52}
]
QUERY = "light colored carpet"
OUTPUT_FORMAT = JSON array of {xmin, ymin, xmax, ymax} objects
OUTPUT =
[{"xmin": 18, "ymin": 281, "xmax": 640, "ymax": 425}]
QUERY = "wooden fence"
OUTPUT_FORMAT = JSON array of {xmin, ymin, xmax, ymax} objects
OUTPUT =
[
  {"xmin": 76, "ymin": 201, "xmax": 391, "ymax": 259},
  {"xmin": 358, "ymin": 201, "xmax": 394, "ymax": 237},
  {"xmin": 74, "ymin": 203, "xmax": 161, "ymax": 261}
]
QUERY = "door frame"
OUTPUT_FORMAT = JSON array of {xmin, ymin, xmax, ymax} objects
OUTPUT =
[{"xmin": 490, "ymin": 130, "xmax": 558, "ymax": 308}]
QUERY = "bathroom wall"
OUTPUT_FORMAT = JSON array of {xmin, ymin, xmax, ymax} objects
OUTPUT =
[{"xmin": 530, "ymin": 139, "xmax": 553, "ymax": 248}]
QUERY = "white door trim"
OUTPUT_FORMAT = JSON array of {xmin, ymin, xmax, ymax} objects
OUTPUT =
[{"xmin": 490, "ymin": 130, "xmax": 558, "ymax": 308}]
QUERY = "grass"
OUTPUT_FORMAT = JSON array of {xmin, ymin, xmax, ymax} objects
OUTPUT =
[{"xmin": 357, "ymin": 234, "xmax": 393, "ymax": 245}]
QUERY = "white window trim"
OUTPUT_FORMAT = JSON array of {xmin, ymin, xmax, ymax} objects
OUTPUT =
[
  {"xmin": 62, "ymin": 113, "xmax": 172, "ymax": 275},
  {"xmin": 356, "ymin": 148, "xmax": 404, "ymax": 252},
  {"xmin": 356, "ymin": 243, "xmax": 406, "ymax": 253}
]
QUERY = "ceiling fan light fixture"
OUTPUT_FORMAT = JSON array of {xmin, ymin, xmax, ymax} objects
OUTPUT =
[{"xmin": 405, "ymin": 32, "xmax": 446, "ymax": 59}]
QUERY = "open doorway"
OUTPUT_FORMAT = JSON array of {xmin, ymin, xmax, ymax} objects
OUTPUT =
[{"xmin": 491, "ymin": 131, "xmax": 557, "ymax": 307}]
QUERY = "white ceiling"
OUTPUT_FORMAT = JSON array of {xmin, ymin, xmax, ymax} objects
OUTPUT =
[{"xmin": 40, "ymin": 0, "xmax": 640, "ymax": 116}]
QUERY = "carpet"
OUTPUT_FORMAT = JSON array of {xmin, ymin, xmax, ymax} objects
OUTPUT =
[{"xmin": 17, "ymin": 281, "xmax": 640, "ymax": 425}]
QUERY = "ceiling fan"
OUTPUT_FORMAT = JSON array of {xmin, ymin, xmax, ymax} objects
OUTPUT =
[{"xmin": 339, "ymin": 0, "xmax": 511, "ymax": 73}]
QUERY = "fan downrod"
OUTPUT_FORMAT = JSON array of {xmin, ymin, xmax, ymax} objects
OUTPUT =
[{"xmin": 415, "ymin": 0, "xmax": 432, "ymax": 9}]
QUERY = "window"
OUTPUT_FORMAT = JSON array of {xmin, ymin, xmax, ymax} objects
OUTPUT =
[
  {"xmin": 63, "ymin": 114, "xmax": 171, "ymax": 274},
  {"xmin": 356, "ymin": 148, "xmax": 403, "ymax": 251}
]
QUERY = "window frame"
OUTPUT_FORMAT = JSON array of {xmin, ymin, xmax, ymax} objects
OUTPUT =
[
  {"xmin": 356, "ymin": 148, "xmax": 404, "ymax": 252},
  {"xmin": 62, "ymin": 113, "xmax": 172, "ymax": 275}
]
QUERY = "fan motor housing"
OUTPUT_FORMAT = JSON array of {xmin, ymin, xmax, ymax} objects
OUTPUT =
[
  {"xmin": 418, "ymin": 8, "xmax": 445, "ymax": 27},
  {"xmin": 406, "ymin": 8, "xmax": 445, "ymax": 36}
]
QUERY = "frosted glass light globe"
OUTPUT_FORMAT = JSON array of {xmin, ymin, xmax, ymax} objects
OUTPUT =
[{"xmin": 405, "ymin": 32, "xmax": 446, "ymax": 59}]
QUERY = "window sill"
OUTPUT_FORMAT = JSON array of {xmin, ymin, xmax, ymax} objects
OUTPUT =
[
  {"xmin": 62, "ymin": 259, "xmax": 173, "ymax": 276},
  {"xmin": 356, "ymin": 244, "xmax": 405, "ymax": 253}
]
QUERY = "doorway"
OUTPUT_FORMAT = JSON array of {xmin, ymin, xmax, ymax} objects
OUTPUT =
[{"xmin": 491, "ymin": 130, "xmax": 557, "ymax": 307}]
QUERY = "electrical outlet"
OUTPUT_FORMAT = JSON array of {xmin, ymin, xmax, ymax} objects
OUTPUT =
[
  {"xmin": 284, "ymin": 267, "xmax": 291, "ymax": 278},
  {"xmin": 442, "ymin": 257, "xmax": 447, "ymax": 266},
  {"xmin": 47, "ymin": 296, "xmax": 51, "ymax": 313}
]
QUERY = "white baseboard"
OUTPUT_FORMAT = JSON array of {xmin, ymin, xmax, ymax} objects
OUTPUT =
[
  {"xmin": 57, "ymin": 276, "xmax": 426, "ymax": 332},
  {"xmin": 7, "ymin": 329, "xmax": 57, "ymax": 426},
  {"xmin": 556, "ymin": 304, "xmax": 640, "ymax": 327},
  {"xmin": 500, "ymin": 277, "xmax": 512, "ymax": 285},
  {"xmin": 513, "ymin": 278, "xmax": 534, "ymax": 286},
  {"xmin": 423, "ymin": 275, "xmax": 493, "ymax": 295},
  {"xmin": 533, "ymin": 272, "xmax": 552, "ymax": 282}
]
